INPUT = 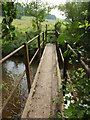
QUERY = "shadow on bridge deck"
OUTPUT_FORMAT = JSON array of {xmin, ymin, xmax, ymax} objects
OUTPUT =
[{"xmin": 22, "ymin": 43, "xmax": 64, "ymax": 118}]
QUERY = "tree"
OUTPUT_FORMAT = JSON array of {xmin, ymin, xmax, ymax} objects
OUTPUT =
[
  {"xmin": 2, "ymin": 2, "xmax": 16, "ymax": 41},
  {"xmin": 58, "ymin": 2, "xmax": 88, "ymax": 23},
  {"xmin": 24, "ymin": 0, "xmax": 52, "ymax": 31},
  {"xmin": 57, "ymin": 2, "xmax": 90, "ymax": 46},
  {"xmin": 15, "ymin": 2, "xmax": 25, "ymax": 19}
]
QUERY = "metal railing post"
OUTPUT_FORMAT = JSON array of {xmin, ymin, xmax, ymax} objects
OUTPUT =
[
  {"xmin": 24, "ymin": 42, "xmax": 31, "ymax": 93},
  {"xmin": 63, "ymin": 41, "xmax": 67, "ymax": 78},
  {"xmin": 55, "ymin": 24, "xmax": 57, "ymax": 38},
  {"xmin": 42, "ymin": 31, "xmax": 44, "ymax": 49},
  {"xmin": 45, "ymin": 24, "xmax": 47, "ymax": 42},
  {"xmin": 25, "ymin": 32, "xmax": 28, "ymax": 42},
  {"xmin": 38, "ymin": 34, "xmax": 41, "ymax": 59},
  {"xmin": 63, "ymin": 41, "xmax": 68, "ymax": 96}
]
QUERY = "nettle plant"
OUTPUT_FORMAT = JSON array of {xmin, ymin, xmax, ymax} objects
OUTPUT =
[
  {"xmin": 64, "ymin": 61, "xmax": 90, "ymax": 118},
  {"xmin": 61, "ymin": 47, "xmax": 90, "ymax": 119}
]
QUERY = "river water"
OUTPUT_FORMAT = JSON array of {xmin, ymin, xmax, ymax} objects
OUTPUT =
[{"xmin": 2, "ymin": 56, "xmax": 39, "ymax": 118}]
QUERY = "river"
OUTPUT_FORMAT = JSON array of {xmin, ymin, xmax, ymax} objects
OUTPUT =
[{"xmin": 2, "ymin": 56, "xmax": 39, "ymax": 118}]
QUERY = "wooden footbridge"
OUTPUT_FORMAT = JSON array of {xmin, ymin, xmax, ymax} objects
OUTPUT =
[
  {"xmin": 0, "ymin": 25, "xmax": 90, "ymax": 119},
  {"xmin": 22, "ymin": 43, "xmax": 64, "ymax": 118}
]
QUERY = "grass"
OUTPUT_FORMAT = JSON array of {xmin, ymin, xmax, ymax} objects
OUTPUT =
[
  {"xmin": 0, "ymin": 16, "xmax": 56, "ymax": 34},
  {"xmin": 12, "ymin": 16, "xmax": 33, "ymax": 33},
  {"xmin": 12, "ymin": 16, "xmax": 56, "ymax": 33}
]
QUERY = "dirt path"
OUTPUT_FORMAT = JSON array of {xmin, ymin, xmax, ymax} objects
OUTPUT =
[{"xmin": 22, "ymin": 44, "xmax": 60, "ymax": 118}]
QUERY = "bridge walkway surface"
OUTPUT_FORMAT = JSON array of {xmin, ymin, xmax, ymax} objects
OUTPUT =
[{"xmin": 22, "ymin": 43, "xmax": 64, "ymax": 118}]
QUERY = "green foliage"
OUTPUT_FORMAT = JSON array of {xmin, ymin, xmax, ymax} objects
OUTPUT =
[
  {"xmin": 55, "ymin": 112, "xmax": 62, "ymax": 119},
  {"xmin": 79, "ymin": 20, "xmax": 90, "ymax": 31},
  {"xmin": 57, "ymin": 33, "xmax": 67, "ymax": 46},
  {"xmin": 15, "ymin": 2, "xmax": 25, "ymax": 19},
  {"xmin": 57, "ymin": 21, "xmax": 81, "ymax": 47},
  {"xmin": 63, "ymin": 49, "xmax": 71, "ymax": 58},
  {"xmin": 2, "ymin": 2, "xmax": 17, "ymax": 41},
  {"xmin": 2, "ymin": 40, "xmax": 14, "ymax": 55},
  {"xmin": 58, "ymin": 2, "xmax": 90, "ymax": 52},
  {"xmin": 57, "ymin": 2, "xmax": 90, "ymax": 119},
  {"xmin": 56, "ymin": 20, "xmax": 63, "ymax": 31},
  {"xmin": 64, "ymin": 67, "xmax": 90, "ymax": 119}
]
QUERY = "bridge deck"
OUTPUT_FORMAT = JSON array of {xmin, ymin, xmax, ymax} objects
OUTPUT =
[{"xmin": 22, "ymin": 43, "xmax": 63, "ymax": 118}]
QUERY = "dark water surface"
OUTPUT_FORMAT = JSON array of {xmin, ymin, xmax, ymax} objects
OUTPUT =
[{"xmin": 2, "ymin": 56, "xmax": 39, "ymax": 118}]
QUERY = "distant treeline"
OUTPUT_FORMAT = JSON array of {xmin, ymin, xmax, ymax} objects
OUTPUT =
[{"xmin": 45, "ymin": 14, "xmax": 56, "ymax": 20}]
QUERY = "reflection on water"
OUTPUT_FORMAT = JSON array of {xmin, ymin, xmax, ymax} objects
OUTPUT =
[{"xmin": 2, "ymin": 56, "xmax": 39, "ymax": 118}]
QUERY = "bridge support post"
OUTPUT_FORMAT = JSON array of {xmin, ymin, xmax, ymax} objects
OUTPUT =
[
  {"xmin": 24, "ymin": 42, "xmax": 31, "ymax": 93},
  {"xmin": 55, "ymin": 24, "xmax": 57, "ymax": 38},
  {"xmin": 55, "ymin": 24, "xmax": 60, "ymax": 51},
  {"xmin": 38, "ymin": 34, "xmax": 41, "ymax": 59}
]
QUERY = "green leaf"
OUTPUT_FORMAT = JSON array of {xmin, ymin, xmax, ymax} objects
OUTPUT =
[
  {"xmin": 79, "ymin": 24, "xmax": 84, "ymax": 28},
  {"xmin": 57, "ymin": 34, "xmax": 67, "ymax": 46},
  {"xmin": 63, "ymin": 49, "xmax": 71, "ymax": 57},
  {"xmin": 84, "ymin": 87, "xmax": 90, "ymax": 94}
]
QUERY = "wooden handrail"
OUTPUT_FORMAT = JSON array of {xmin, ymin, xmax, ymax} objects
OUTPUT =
[
  {"xmin": 79, "ymin": 59, "xmax": 90, "ymax": 76},
  {"xmin": 67, "ymin": 44, "xmax": 77, "ymax": 56},
  {"xmin": 59, "ymin": 48, "xmax": 64, "ymax": 64},
  {"xmin": 27, "ymin": 34, "xmax": 39, "ymax": 44},
  {"xmin": 29, "ymin": 48, "xmax": 39, "ymax": 65},
  {"xmin": 67, "ymin": 43, "xmax": 90, "ymax": 76},
  {"xmin": 0, "ymin": 45, "xmax": 24, "ymax": 64},
  {"xmin": 1, "ymin": 30, "xmax": 46, "ymax": 112}
]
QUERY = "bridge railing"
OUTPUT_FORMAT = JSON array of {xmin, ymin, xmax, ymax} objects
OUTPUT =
[
  {"xmin": 55, "ymin": 30, "xmax": 90, "ymax": 100},
  {"xmin": 55, "ymin": 30, "xmax": 90, "ymax": 77},
  {"xmin": 0, "ymin": 26, "xmax": 47, "ymax": 113}
]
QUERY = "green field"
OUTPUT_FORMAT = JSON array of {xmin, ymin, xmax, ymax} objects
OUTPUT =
[
  {"xmin": 0, "ymin": 16, "xmax": 56, "ymax": 32},
  {"xmin": 12, "ymin": 16, "xmax": 56, "ymax": 33}
]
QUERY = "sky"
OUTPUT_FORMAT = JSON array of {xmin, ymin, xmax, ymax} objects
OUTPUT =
[
  {"xmin": 44, "ymin": 0, "xmax": 66, "ymax": 19},
  {"xmin": 17, "ymin": 0, "xmax": 66, "ymax": 19}
]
